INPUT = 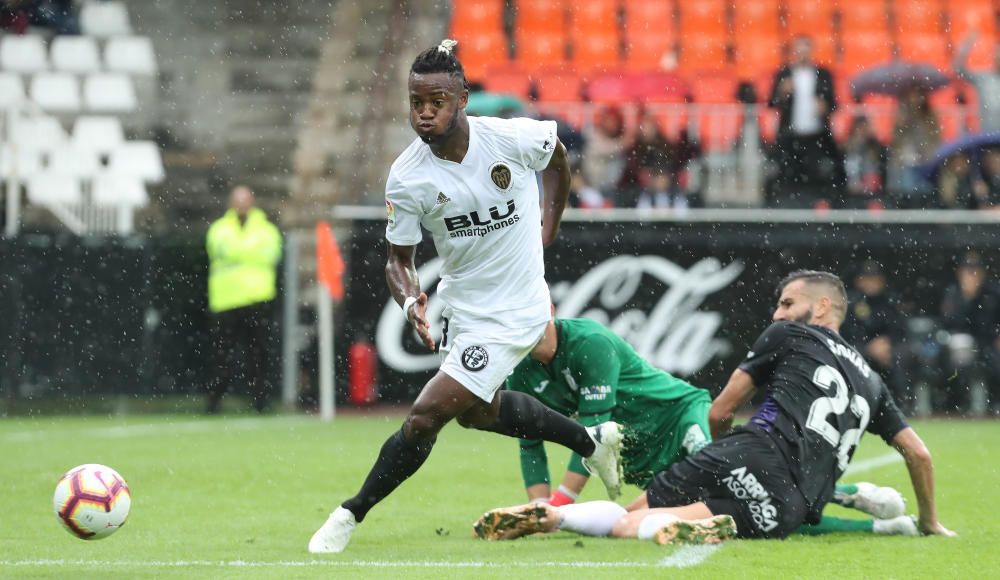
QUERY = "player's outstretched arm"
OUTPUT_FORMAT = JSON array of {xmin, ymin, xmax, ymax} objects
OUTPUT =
[
  {"xmin": 385, "ymin": 242, "xmax": 434, "ymax": 350},
  {"xmin": 540, "ymin": 139, "xmax": 570, "ymax": 247},
  {"xmin": 708, "ymin": 369, "xmax": 757, "ymax": 438},
  {"xmin": 891, "ymin": 427, "xmax": 956, "ymax": 537}
]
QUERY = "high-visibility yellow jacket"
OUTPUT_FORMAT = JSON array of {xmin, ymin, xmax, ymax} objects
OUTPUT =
[{"xmin": 206, "ymin": 208, "xmax": 282, "ymax": 313}]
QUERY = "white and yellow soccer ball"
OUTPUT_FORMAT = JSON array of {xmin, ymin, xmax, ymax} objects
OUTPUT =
[{"xmin": 52, "ymin": 464, "xmax": 131, "ymax": 540}]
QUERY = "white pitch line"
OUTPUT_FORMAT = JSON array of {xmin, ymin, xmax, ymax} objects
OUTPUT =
[
  {"xmin": 845, "ymin": 452, "xmax": 903, "ymax": 475},
  {"xmin": 659, "ymin": 545, "xmax": 721, "ymax": 568},
  {"xmin": 0, "ymin": 559, "xmax": 661, "ymax": 569}
]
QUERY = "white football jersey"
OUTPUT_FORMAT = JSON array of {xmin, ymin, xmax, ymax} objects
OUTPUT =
[{"xmin": 385, "ymin": 116, "xmax": 557, "ymax": 328}]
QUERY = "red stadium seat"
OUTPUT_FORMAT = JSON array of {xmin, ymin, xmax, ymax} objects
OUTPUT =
[
  {"xmin": 733, "ymin": 35, "xmax": 784, "ymax": 80},
  {"xmin": 454, "ymin": 31, "xmax": 509, "ymax": 82},
  {"xmin": 535, "ymin": 67, "xmax": 585, "ymax": 101},
  {"xmin": 586, "ymin": 73, "xmax": 634, "ymax": 103},
  {"xmin": 450, "ymin": 0, "xmax": 505, "ymax": 37},
  {"xmin": 956, "ymin": 34, "xmax": 997, "ymax": 70},
  {"xmin": 678, "ymin": 0, "xmax": 727, "ymax": 35},
  {"xmin": 945, "ymin": 1, "xmax": 996, "ymax": 39},
  {"xmin": 839, "ymin": 0, "xmax": 891, "ymax": 35},
  {"xmin": 840, "ymin": 31, "xmax": 894, "ymax": 72},
  {"xmin": 624, "ymin": 0, "xmax": 674, "ymax": 35},
  {"xmin": 678, "ymin": 34, "xmax": 729, "ymax": 72},
  {"xmin": 625, "ymin": 31, "xmax": 675, "ymax": 71},
  {"xmin": 896, "ymin": 33, "xmax": 951, "ymax": 69},
  {"xmin": 687, "ymin": 71, "xmax": 739, "ymax": 104},
  {"xmin": 732, "ymin": 0, "xmax": 782, "ymax": 38},
  {"xmin": 515, "ymin": 0, "xmax": 568, "ymax": 34},
  {"xmin": 694, "ymin": 105, "xmax": 743, "ymax": 152},
  {"xmin": 481, "ymin": 64, "xmax": 533, "ymax": 98},
  {"xmin": 891, "ymin": 0, "xmax": 943, "ymax": 35},
  {"xmin": 515, "ymin": 29, "xmax": 568, "ymax": 71},
  {"xmin": 785, "ymin": 0, "xmax": 836, "ymax": 38},
  {"xmin": 570, "ymin": 0, "xmax": 620, "ymax": 37},
  {"xmin": 571, "ymin": 32, "xmax": 622, "ymax": 75},
  {"xmin": 630, "ymin": 71, "xmax": 687, "ymax": 102}
]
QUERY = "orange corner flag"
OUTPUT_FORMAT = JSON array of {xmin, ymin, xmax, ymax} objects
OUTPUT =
[{"xmin": 316, "ymin": 221, "xmax": 345, "ymax": 301}]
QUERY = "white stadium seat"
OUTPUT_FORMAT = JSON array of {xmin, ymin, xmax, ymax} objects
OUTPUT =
[
  {"xmin": 80, "ymin": 1, "xmax": 132, "ymax": 37},
  {"xmin": 0, "ymin": 74, "xmax": 26, "ymax": 108},
  {"xmin": 48, "ymin": 145, "xmax": 102, "ymax": 178},
  {"xmin": 109, "ymin": 141, "xmax": 164, "ymax": 183},
  {"xmin": 84, "ymin": 73, "xmax": 136, "ymax": 112},
  {"xmin": 93, "ymin": 173, "xmax": 148, "ymax": 207},
  {"xmin": 0, "ymin": 145, "xmax": 43, "ymax": 180},
  {"xmin": 0, "ymin": 36, "xmax": 48, "ymax": 73},
  {"xmin": 51, "ymin": 36, "xmax": 102, "ymax": 74},
  {"xmin": 72, "ymin": 116, "xmax": 125, "ymax": 154},
  {"xmin": 11, "ymin": 115, "xmax": 67, "ymax": 152},
  {"xmin": 27, "ymin": 173, "xmax": 82, "ymax": 204},
  {"xmin": 30, "ymin": 73, "xmax": 81, "ymax": 112},
  {"xmin": 105, "ymin": 37, "xmax": 156, "ymax": 76}
]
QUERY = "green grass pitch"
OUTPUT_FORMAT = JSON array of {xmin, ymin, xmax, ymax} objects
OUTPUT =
[{"xmin": 1, "ymin": 414, "xmax": 998, "ymax": 578}]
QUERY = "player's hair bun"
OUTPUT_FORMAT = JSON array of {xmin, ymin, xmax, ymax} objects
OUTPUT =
[{"xmin": 437, "ymin": 39, "xmax": 458, "ymax": 55}]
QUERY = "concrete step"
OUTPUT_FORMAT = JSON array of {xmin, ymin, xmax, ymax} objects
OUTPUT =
[
  {"xmin": 231, "ymin": 58, "xmax": 316, "ymax": 94},
  {"xmin": 225, "ymin": 24, "xmax": 328, "ymax": 59},
  {"xmin": 228, "ymin": 94, "xmax": 311, "ymax": 130}
]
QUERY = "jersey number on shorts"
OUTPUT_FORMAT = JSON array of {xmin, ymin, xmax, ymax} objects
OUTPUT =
[{"xmin": 806, "ymin": 365, "xmax": 872, "ymax": 472}]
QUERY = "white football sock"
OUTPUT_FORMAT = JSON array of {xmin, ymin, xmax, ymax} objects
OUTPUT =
[
  {"xmin": 556, "ymin": 501, "xmax": 627, "ymax": 537},
  {"xmin": 637, "ymin": 513, "xmax": 680, "ymax": 540}
]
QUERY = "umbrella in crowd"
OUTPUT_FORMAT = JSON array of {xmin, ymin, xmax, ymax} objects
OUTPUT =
[
  {"xmin": 851, "ymin": 61, "xmax": 951, "ymax": 100},
  {"xmin": 920, "ymin": 131, "xmax": 1000, "ymax": 179},
  {"xmin": 466, "ymin": 91, "xmax": 525, "ymax": 117}
]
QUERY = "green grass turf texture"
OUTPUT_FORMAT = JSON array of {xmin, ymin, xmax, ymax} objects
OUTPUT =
[{"xmin": 1, "ymin": 414, "xmax": 997, "ymax": 579}]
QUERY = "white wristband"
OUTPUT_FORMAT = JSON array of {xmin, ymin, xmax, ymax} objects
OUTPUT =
[{"xmin": 402, "ymin": 296, "xmax": 418, "ymax": 321}]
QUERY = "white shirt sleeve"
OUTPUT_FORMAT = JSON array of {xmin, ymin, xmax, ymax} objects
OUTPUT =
[
  {"xmin": 384, "ymin": 170, "xmax": 423, "ymax": 246},
  {"xmin": 513, "ymin": 118, "xmax": 558, "ymax": 171}
]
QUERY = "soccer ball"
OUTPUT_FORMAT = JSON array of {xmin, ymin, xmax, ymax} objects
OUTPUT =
[{"xmin": 52, "ymin": 464, "xmax": 131, "ymax": 540}]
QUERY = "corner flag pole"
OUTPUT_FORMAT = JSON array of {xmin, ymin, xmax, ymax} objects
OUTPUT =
[{"xmin": 315, "ymin": 221, "xmax": 345, "ymax": 422}]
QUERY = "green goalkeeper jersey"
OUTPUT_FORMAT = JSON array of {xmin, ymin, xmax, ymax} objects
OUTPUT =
[{"xmin": 507, "ymin": 318, "xmax": 712, "ymax": 489}]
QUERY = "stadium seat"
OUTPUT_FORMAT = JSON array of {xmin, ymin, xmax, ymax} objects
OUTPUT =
[
  {"xmin": 10, "ymin": 115, "xmax": 67, "ymax": 152},
  {"xmin": 481, "ymin": 64, "xmax": 533, "ymax": 98},
  {"xmin": 109, "ymin": 141, "xmax": 165, "ymax": 183},
  {"xmin": 956, "ymin": 34, "xmax": 997, "ymax": 70},
  {"xmin": 50, "ymin": 37, "xmax": 102, "ymax": 74},
  {"xmin": 570, "ymin": 0, "xmax": 621, "ymax": 37},
  {"xmin": 624, "ymin": 31, "xmax": 675, "ymax": 71},
  {"xmin": 80, "ymin": 1, "xmax": 132, "ymax": 37},
  {"xmin": 678, "ymin": 34, "xmax": 729, "ymax": 72},
  {"xmin": 48, "ymin": 145, "xmax": 102, "ymax": 178},
  {"xmin": 1, "ymin": 35, "xmax": 48, "ymax": 73},
  {"xmin": 27, "ymin": 173, "xmax": 82, "ymax": 205},
  {"xmin": 92, "ymin": 173, "xmax": 148, "ymax": 207},
  {"xmin": 534, "ymin": 68, "xmax": 584, "ymax": 101},
  {"xmin": 72, "ymin": 116, "xmax": 126, "ymax": 155},
  {"xmin": 0, "ymin": 145, "xmax": 42, "ymax": 180},
  {"xmin": 807, "ymin": 34, "xmax": 838, "ymax": 67},
  {"xmin": 516, "ymin": 0, "xmax": 568, "ymax": 35},
  {"xmin": 785, "ymin": 0, "xmax": 836, "ymax": 38},
  {"xmin": 515, "ymin": 30, "xmax": 568, "ymax": 71},
  {"xmin": 946, "ymin": 1, "xmax": 997, "ymax": 38},
  {"xmin": 571, "ymin": 32, "xmax": 621, "ymax": 75},
  {"xmin": 586, "ymin": 73, "xmax": 634, "ymax": 103},
  {"xmin": 0, "ymin": 74, "xmax": 26, "ymax": 108},
  {"xmin": 733, "ymin": 35, "xmax": 784, "ymax": 80},
  {"xmin": 891, "ymin": 0, "xmax": 943, "ymax": 35},
  {"xmin": 30, "ymin": 73, "xmax": 81, "ymax": 112},
  {"xmin": 678, "ymin": 0, "xmax": 727, "ymax": 35},
  {"xmin": 450, "ymin": 0, "xmax": 505, "ymax": 37},
  {"xmin": 623, "ymin": 0, "xmax": 674, "ymax": 35},
  {"xmin": 84, "ymin": 74, "xmax": 137, "ymax": 112},
  {"xmin": 839, "ymin": 0, "xmax": 891, "ymax": 34},
  {"xmin": 693, "ymin": 106, "xmax": 743, "ymax": 153},
  {"xmin": 732, "ymin": 0, "xmax": 782, "ymax": 38},
  {"xmin": 105, "ymin": 37, "xmax": 157, "ymax": 76},
  {"xmin": 454, "ymin": 31, "xmax": 509, "ymax": 82},
  {"xmin": 688, "ymin": 73, "xmax": 739, "ymax": 104},
  {"xmin": 840, "ymin": 32, "xmax": 894, "ymax": 72},
  {"xmin": 630, "ymin": 71, "xmax": 687, "ymax": 102},
  {"xmin": 897, "ymin": 34, "xmax": 951, "ymax": 69}
]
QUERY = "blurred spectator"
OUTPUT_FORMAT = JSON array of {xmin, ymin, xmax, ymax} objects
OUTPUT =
[
  {"xmin": 841, "ymin": 261, "xmax": 910, "ymax": 411},
  {"xmin": 888, "ymin": 87, "xmax": 940, "ymax": 207},
  {"xmin": 619, "ymin": 110, "xmax": 671, "ymax": 207},
  {"xmin": 768, "ymin": 35, "xmax": 842, "ymax": 208},
  {"xmin": 205, "ymin": 186, "xmax": 283, "ymax": 414},
  {"xmin": 939, "ymin": 251, "xmax": 1000, "ymax": 414},
  {"xmin": 2, "ymin": 0, "xmax": 79, "ymax": 35},
  {"xmin": 842, "ymin": 116, "xmax": 888, "ymax": 209},
  {"xmin": 936, "ymin": 152, "xmax": 978, "ymax": 209},
  {"xmin": 583, "ymin": 105, "xmax": 628, "ymax": 194},
  {"xmin": 568, "ymin": 163, "xmax": 607, "ymax": 209},
  {"xmin": 972, "ymin": 147, "xmax": 1000, "ymax": 209},
  {"xmin": 954, "ymin": 33, "xmax": 1000, "ymax": 133}
]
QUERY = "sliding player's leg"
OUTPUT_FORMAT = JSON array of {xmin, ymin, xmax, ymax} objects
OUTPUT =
[
  {"xmin": 795, "ymin": 514, "xmax": 918, "ymax": 536},
  {"xmin": 831, "ymin": 482, "xmax": 906, "ymax": 519}
]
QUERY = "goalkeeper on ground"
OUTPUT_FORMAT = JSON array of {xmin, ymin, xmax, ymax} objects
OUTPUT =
[{"xmin": 506, "ymin": 317, "xmax": 915, "ymax": 535}]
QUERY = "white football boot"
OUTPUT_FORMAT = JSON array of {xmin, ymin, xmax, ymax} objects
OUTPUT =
[
  {"xmin": 836, "ymin": 482, "xmax": 906, "ymax": 519},
  {"xmin": 308, "ymin": 506, "xmax": 357, "ymax": 553},
  {"xmin": 582, "ymin": 422, "xmax": 625, "ymax": 500},
  {"xmin": 873, "ymin": 515, "xmax": 920, "ymax": 536}
]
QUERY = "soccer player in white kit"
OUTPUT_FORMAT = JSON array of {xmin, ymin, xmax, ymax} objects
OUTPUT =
[{"xmin": 308, "ymin": 40, "xmax": 625, "ymax": 554}]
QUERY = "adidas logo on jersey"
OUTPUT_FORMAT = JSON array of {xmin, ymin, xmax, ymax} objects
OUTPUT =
[{"xmin": 435, "ymin": 192, "xmax": 451, "ymax": 205}]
